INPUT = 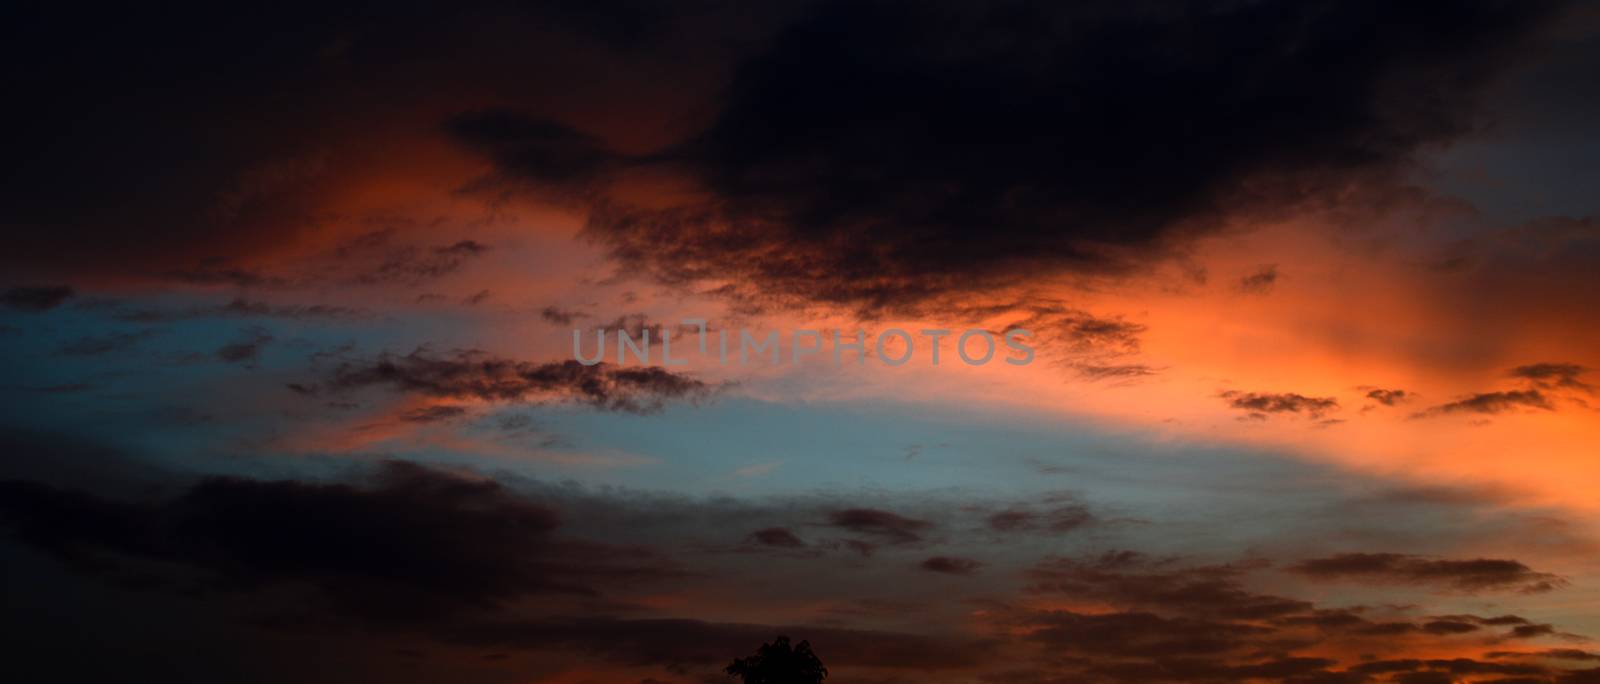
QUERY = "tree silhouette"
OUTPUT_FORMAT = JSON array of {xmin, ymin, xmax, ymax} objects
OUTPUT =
[{"xmin": 726, "ymin": 635, "xmax": 828, "ymax": 684}]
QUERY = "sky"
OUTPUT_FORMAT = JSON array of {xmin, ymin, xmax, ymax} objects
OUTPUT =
[{"xmin": 3, "ymin": 1, "xmax": 1600, "ymax": 683}]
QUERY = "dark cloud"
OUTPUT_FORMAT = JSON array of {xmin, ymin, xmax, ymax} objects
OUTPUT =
[
  {"xmin": 1367, "ymin": 388, "xmax": 1411, "ymax": 406},
  {"xmin": 0, "ymin": 461, "xmax": 679, "ymax": 623},
  {"xmin": 986, "ymin": 504, "xmax": 1094, "ymax": 534},
  {"xmin": 103, "ymin": 297, "xmax": 370, "ymax": 322},
  {"xmin": 322, "ymin": 349, "xmax": 714, "ymax": 414},
  {"xmin": 540, "ymin": 306, "xmax": 588, "ymax": 325},
  {"xmin": 920, "ymin": 556, "xmax": 982, "ymax": 576},
  {"xmin": 1288, "ymin": 553, "xmax": 1566, "ymax": 593},
  {"xmin": 456, "ymin": 0, "xmax": 1572, "ymax": 313},
  {"xmin": 447, "ymin": 113, "xmax": 621, "ymax": 199},
  {"xmin": 1219, "ymin": 391, "xmax": 1340, "ymax": 419},
  {"xmin": 1411, "ymin": 362, "xmax": 1594, "ymax": 418},
  {"xmin": 1414, "ymin": 390, "xmax": 1555, "ymax": 418},
  {"xmin": 1512, "ymin": 363, "xmax": 1592, "ymax": 392},
  {"xmin": 1487, "ymin": 650, "xmax": 1600, "ymax": 662},
  {"xmin": 825, "ymin": 508, "xmax": 932, "ymax": 544},
  {"xmin": 1, "ymin": 439, "xmax": 1592, "ymax": 683},
  {"xmin": 1421, "ymin": 619, "xmax": 1482, "ymax": 635},
  {"xmin": 357, "ymin": 239, "xmax": 493, "ymax": 287},
  {"xmin": 444, "ymin": 615, "xmax": 995, "ymax": 671},
  {"xmin": 1021, "ymin": 308, "xmax": 1146, "ymax": 357},
  {"xmin": 1075, "ymin": 363, "xmax": 1161, "ymax": 380},
  {"xmin": 1027, "ymin": 552, "xmax": 1312, "ymax": 620},
  {"xmin": 215, "ymin": 327, "xmax": 274, "ymax": 365},
  {"xmin": 1238, "ymin": 265, "xmax": 1279, "ymax": 294},
  {"xmin": 163, "ymin": 263, "xmax": 289, "ymax": 289},
  {"xmin": 398, "ymin": 405, "xmax": 470, "ymax": 424},
  {"xmin": 0, "ymin": 286, "xmax": 74, "ymax": 311},
  {"xmin": 1021, "ymin": 609, "xmax": 1274, "ymax": 659},
  {"xmin": 58, "ymin": 329, "xmax": 160, "ymax": 357},
  {"xmin": 213, "ymin": 297, "xmax": 367, "ymax": 320},
  {"xmin": 745, "ymin": 527, "xmax": 805, "ymax": 548}
]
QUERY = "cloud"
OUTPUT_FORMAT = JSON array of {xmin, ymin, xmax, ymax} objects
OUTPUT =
[
  {"xmin": 1487, "ymin": 650, "xmax": 1600, "ymax": 662},
  {"xmin": 1219, "ymin": 391, "xmax": 1340, "ymax": 419},
  {"xmin": 1512, "ymin": 363, "xmax": 1592, "ymax": 393},
  {"xmin": 397, "ymin": 405, "xmax": 470, "ymax": 424},
  {"xmin": 1020, "ymin": 609, "xmax": 1275, "ymax": 659},
  {"xmin": 108, "ymin": 297, "xmax": 369, "ymax": 322},
  {"xmin": 2, "ymin": 444, "xmax": 1593, "ymax": 683},
  {"xmin": 215, "ymin": 327, "xmax": 274, "ymax": 365},
  {"xmin": 1075, "ymin": 363, "xmax": 1160, "ymax": 380},
  {"xmin": 0, "ymin": 461, "xmax": 679, "ymax": 623},
  {"xmin": 826, "ymin": 508, "xmax": 933, "ymax": 544},
  {"xmin": 58, "ymin": 329, "xmax": 160, "ymax": 357},
  {"xmin": 0, "ymin": 286, "xmax": 74, "ymax": 311},
  {"xmin": 920, "ymin": 556, "xmax": 982, "ymax": 576},
  {"xmin": 447, "ymin": 113, "xmax": 621, "ymax": 200},
  {"xmin": 321, "ymin": 349, "xmax": 715, "ymax": 414},
  {"xmin": 454, "ymin": 0, "xmax": 1570, "ymax": 314},
  {"xmin": 1366, "ymin": 388, "xmax": 1411, "ymax": 406},
  {"xmin": 354, "ymin": 238, "xmax": 493, "ymax": 287},
  {"xmin": 1414, "ymin": 362, "xmax": 1593, "ymax": 418},
  {"xmin": 444, "ymin": 616, "xmax": 995, "ymax": 671},
  {"xmin": 1027, "ymin": 551, "xmax": 1311, "ymax": 620},
  {"xmin": 540, "ymin": 306, "xmax": 588, "ymax": 325},
  {"xmin": 745, "ymin": 527, "xmax": 805, "ymax": 548},
  {"xmin": 1414, "ymin": 390, "xmax": 1555, "ymax": 418},
  {"xmin": 1238, "ymin": 265, "xmax": 1279, "ymax": 294},
  {"xmin": 1288, "ymin": 553, "xmax": 1566, "ymax": 593},
  {"xmin": 986, "ymin": 504, "xmax": 1094, "ymax": 534}
]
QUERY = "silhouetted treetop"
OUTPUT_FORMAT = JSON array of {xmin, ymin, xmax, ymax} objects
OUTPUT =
[{"xmin": 726, "ymin": 635, "xmax": 827, "ymax": 684}]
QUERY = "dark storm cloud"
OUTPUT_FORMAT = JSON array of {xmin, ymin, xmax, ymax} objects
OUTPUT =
[
  {"xmin": 0, "ymin": 286, "xmax": 74, "ymax": 311},
  {"xmin": 1288, "ymin": 553, "xmax": 1566, "ymax": 593},
  {"xmin": 1219, "ymin": 391, "xmax": 1340, "ymax": 419},
  {"xmin": 0, "ymin": 461, "xmax": 679, "ymax": 623},
  {"xmin": 3, "ymin": 0, "xmax": 721, "ymax": 284},
  {"xmin": 321, "ymin": 349, "xmax": 715, "ymax": 413},
  {"xmin": 455, "ymin": 0, "xmax": 1574, "ymax": 314},
  {"xmin": 448, "ymin": 113, "xmax": 622, "ymax": 198}
]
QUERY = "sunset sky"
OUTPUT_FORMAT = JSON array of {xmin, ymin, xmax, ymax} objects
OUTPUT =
[{"xmin": 3, "ymin": 2, "xmax": 1600, "ymax": 683}]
